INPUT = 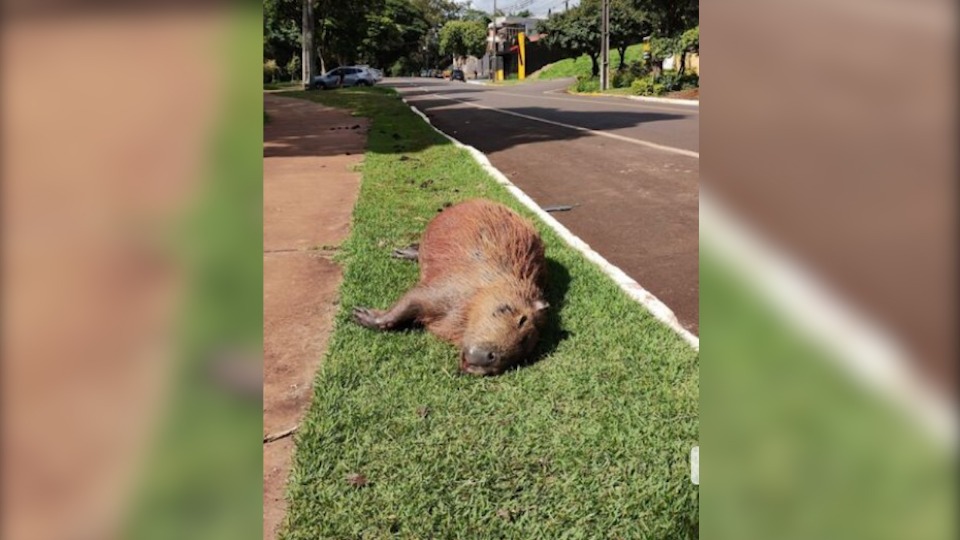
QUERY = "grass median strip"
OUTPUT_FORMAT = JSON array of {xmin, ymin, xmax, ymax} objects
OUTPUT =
[{"xmin": 279, "ymin": 86, "xmax": 698, "ymax": 539}]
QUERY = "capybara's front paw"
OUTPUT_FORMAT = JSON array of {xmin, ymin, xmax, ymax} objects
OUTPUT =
[{"xmin": 352, "ymin": 307, "xmax": 385, "ymax": 330}]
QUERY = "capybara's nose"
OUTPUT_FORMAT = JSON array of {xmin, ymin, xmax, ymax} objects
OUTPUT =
[{"xmin": 464, "ymin": 346, "xmax": 498, "ymax": 367}]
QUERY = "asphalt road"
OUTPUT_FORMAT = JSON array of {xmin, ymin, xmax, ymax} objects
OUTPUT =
[{"xmin": 386, "ymin": 77, "xmax": 700, "ymax": 335}]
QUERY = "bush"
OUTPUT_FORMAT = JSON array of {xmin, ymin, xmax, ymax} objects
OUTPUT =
[
  {"xmin": 285, "ymin": 55, "xmax": 301, "ymax": 82},
  {"xmin": 574, "ymin": 75, "xmax": 600, "ymax": 93},
  {"xmin": 389, "ymin": 58, "xmax": 415, "ymax": 77},
  {"xmin": 630, "ymin": 76, "xmax": 654, "ymax": 95},
  {"xmin": 630, "ymin": 75, "xmax": 668, "ymax": 96},
  {"xmin": 631, "ymin": 71, "xmax": 697, "ymax": 96},
  {"xmin": 263, "ymin": 59, "xmax": 280, "ymax": 83},
  {"xmin": 679, "ymin": 72, "xmax": 699, "ymax": 90},
  {"xmin": 657, "ymin": 71, "xmax": 681, "ymax": 91},
  {"xmin": 657, "ymin": 71, "xmax": 699, "ymax": 92},
  {"xmin": 612, "ymin": 69, "xmax": 636, "ymax": 89}
]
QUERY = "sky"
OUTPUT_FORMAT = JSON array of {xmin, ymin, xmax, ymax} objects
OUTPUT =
[{"xmin": 464, "ymin": 0, "xmax": 580, "ymax": 18}]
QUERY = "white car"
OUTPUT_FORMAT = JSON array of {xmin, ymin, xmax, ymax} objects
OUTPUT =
[
  {"xmin": 362, "ymin": 66, "xmax": 384, "ymax": 81},
  {"xmin": 311, "ymin": 66, "xmax": 378, "ymax": 89}
]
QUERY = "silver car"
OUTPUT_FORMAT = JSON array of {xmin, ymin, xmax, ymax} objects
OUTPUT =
[{"xmin": 312, "ymin": 66, "xmax": 377, "ymax": 89}]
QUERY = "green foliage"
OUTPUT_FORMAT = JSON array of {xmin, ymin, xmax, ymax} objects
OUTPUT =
[
  {"xmin": 263, "ymin": 0, "xmax": 301, "ymax": 70},
  {"xmin": 263, "ymin": 59, "xmax": 280, "ymax": 83},
  {"xmin": 459, "ymin": 6, "xmax": 491, "ymax": 24},
  {"xmin": 540, "ymin": 0, "xmax": 657, "ymax": 77},
  {"xmin": 609, "ymin": 0, "xmax": 652, "ymax": 68},
  {"xmin": 285, "ymin": 54, "xmax": 301, "ymax": 81},
  {"xmin": 648, "ymin": 35, "xmax": 678, "ymax": 63},
  {"xmin": 633, "ymin": 0, "xmax": 698, "ymax": 37},
  {"xmin": 389, "ymin": 57, "xmax": 415, "ymax": 77},
  {"xmin": 539, "ymin": 2, "xmax": 601, "ymax": 76},
  {"xmin": 438, "ymin": 20, "xmax": 487, "ymax": 60},
  {"xmin": 611, "ymin": 69, "xmax": 637, "ymax": 88},
  {"xmin": 574, "ymin": 75, "xmax": 601, "ymax": 93},
  {"xmin": 680, "ymin": 25, "xmax": 699, "ymax": 53},
  {"xmin": 263, "ymin": 0, "xmax": 696, "ymax": 81},
  {"xmin": 657, "ymin": 71, "xmax": 699, "ymax": 91},
  {"xmin": 537, "ymin": 44, "xmax": 644, "ymax": 81},
  {"xmin": 361, "ymin": 0, "xmax": 430, "ymax": 69},
  {"xmin": 265, "ymin": 0, "xmax": 460, "ymax": 79},
  {"xmin": 630, "ymin": 75, "xmax": 668, "ymax": 96},
  {"xmin": 630, "ymin": 71, "xmax": 697, "ymax": 95}
]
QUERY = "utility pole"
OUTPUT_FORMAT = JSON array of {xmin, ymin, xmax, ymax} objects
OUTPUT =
[
  {"xmin": 600, "ymin": 0, "xmax": 610, "ymax": 90},
  {"xmin": 491, "ymin": 0, "xmax": 498, "ymax": 80},
  {"xmin": 492, "ymin": 0, "xmax": 498, "ymax": 52},
  {"xmin": 301, "ymin": 0, "xmax": 316, "ymax": 89}
]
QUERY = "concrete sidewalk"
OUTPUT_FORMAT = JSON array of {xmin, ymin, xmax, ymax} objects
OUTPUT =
[{"xmin": 262, "ymin": 94, "xmax": 367, "ymax": 539}]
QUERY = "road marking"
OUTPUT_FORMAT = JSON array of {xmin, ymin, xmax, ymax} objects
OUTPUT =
[
  {"xmin": 401, "ymin": 96, "xmax": 700, "ymax": 350},
  {"xmin": 415, "ymin": 90, "xmax": 700, "ymax": 159},
  {"xmin": 491, "ymin": 89, "xmax": 700, "ymax": 115}
]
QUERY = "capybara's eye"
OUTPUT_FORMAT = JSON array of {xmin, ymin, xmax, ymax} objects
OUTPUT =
[{"xmin": 495, "ymin": 304, "xmax": 513, "ymax": 315}]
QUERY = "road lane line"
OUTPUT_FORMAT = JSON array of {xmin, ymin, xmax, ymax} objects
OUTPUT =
[
  {"xmin": 415, "ymin": 90, "xmax": 700, "ymax": 159},
  {"xmin": 490, "ymin": 89, "xmax": 700, "ymax": 115}
]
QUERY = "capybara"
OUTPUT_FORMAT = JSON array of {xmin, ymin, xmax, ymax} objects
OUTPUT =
[{"xmin": 353, "ymin": 199, "xmax": 549, "ymax": 375}]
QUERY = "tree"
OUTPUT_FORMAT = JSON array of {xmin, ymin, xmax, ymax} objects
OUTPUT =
[
  {"xmin": 264, "ymin": 0, "xmax": 467, "ymax": 78},
  {"xmin": 456, "ymin": 1, "xmax": 492, "ymax": 24},
  {"xmin": 632, "ymin": 0, "xmax": 697, "ymax": 37},
  {"xmin": 411, "ymin": 0, "xmax": 460, "ymax": 27},
  {"xmin": 264, "ymin": 0, "xmax": 301, "ymax": 76},
  {"xmin": 315, "ymin": 0, "xmax": 375, "ymax": 69},
  {"xmin": 360, "ymin": 0, "xmax": 429, "ymax": 69},
  {"xmin": 539, "ymin": 3, "xmax": 601, "ymax": 76},
  {"xmin": 676, "ymin": 25, "xmax": 698, "ymax": 74},
  {"xmin": 511, "ymin": 9, "xmax": 532, "ymax": 17},
  {"xmin": 460, "ymin": 7, "xmax": 491, "ymax": 24},
  {"xmin": 439, "ymin": 20, "xmax": 487, "ymax": 66},
  {"xmin": 609, "ymin": 0, "xmax": 651, "ymax": 70}
]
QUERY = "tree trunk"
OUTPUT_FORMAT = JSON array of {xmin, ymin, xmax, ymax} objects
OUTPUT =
[
  {"xmin": 301, "ymin": 0, "xmax": 316, "ymax": 89},
  {"xmin": 617, "ymin": 45, "xmax": 627, "ymax": 70},
  {"xmin": 589, "ymin": 53, "xmax": 599, "ymax": 77},
  {"xmin": 678, "ymin": 52, "xmax": 686, "ymax": 76}
]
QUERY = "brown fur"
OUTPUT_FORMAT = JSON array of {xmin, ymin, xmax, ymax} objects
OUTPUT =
[{"xmin": 352, "ymin": 199, "xmax": 549, "ymax": 375}]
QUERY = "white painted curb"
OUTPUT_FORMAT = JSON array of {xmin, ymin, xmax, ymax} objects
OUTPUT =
[
  {"xmin": 701, "ymin": 185, "xmax": 955, "ymax": 446},
  {"xmin": 400, "ymin": 97, "xmax": 699, "ymax": 351},
  {"xmin": 625, "ymin": 95, "xmax": 699, "ymax": 107}
]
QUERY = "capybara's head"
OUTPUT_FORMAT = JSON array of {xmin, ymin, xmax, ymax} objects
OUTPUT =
[{"xmin": 459, "ymin": 288, "xmax": 549, "ymax": 376}]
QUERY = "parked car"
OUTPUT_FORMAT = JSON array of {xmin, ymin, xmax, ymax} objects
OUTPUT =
[
  {"xmin": 312, "ymin": 66, "xmax": 377, "ymax": 89},
  {"xmin": 419, "ymin": 69, "xmax": 429, "ymax": 77},
  {"xmin": 451, "ymin": 68, "xmax": 465, "ymax": 82},
  {"xmin": 433, "ymin": 70, "xmax": 444, "ymax": 78},
  {"xmin": 357, "ymin": 65, "xmax": 384, "ymax": 81}
]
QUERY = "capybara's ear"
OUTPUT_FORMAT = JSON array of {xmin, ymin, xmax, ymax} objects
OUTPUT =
[{"xmin": 534, "ymin": 299, "xmax": 550, "ymax": 312}]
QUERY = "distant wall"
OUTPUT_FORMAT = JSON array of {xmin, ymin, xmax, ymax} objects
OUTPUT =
[
  {"xmin": 524, "ymin": 41, "xmax": 567, "ymax": 75},
  {"xmin": 461, "ymin": 56, "xmax": 484, "ymax": 79},
  {"xmin": 663, "ymin": 52, "xmax": 700, "ymax": 74}
]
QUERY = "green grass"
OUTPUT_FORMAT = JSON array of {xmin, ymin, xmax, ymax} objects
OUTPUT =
[
  {"xmin": 536, "ymin": 44, "xmax": 645, "ymax": 80},
  {"xmin": 264, "ymin": 80, "xmax": 302, "ymax": 91},
  {"xmin": 701, "ymin": 248, "xmax": 955, "ymax": 540},
  {"xmin": 276, "ymin": 86, "xmax": 698, "ymax": 539}
]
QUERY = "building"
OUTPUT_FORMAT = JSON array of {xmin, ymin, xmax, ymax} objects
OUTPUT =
[{"xmin": 487, "ymin": 16, "xmax": 543, "ymax": 54}]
